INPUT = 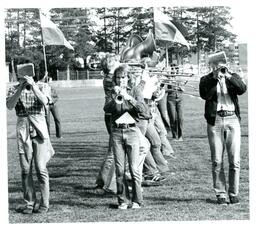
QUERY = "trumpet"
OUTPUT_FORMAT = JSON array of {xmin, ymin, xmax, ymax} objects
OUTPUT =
[{"xmin": 114, "ymin": 85, "xmax": 126, "ymax": 104}]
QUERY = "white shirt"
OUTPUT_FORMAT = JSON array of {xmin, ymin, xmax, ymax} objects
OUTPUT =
[{"xmin": 217, "ymin": 77, "xmax": 235, "ymax": 111}]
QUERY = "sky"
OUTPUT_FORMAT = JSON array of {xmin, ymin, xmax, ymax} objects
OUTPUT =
[{"xmin": 229, "ymin": 4, "xmax": 250, "ymax": 43}]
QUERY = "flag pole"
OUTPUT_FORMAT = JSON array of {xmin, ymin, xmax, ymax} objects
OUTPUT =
[
  {"xmin": 39, "ymin": 9, "xmax": 48, "ymax": 81},
  {"xmin": 165, "ymin": 43, "xmax": 168, "ymax": 68}
]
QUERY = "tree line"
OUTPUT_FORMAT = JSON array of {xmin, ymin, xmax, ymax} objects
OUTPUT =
[{"xmin": 5, "ymin": 7, "xmax": 237, "ymax": 79}]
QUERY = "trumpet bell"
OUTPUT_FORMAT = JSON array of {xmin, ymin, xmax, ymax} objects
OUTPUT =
[{"xmin": 115, "ymin": 94, "xmax": 124, "ymax": 104}]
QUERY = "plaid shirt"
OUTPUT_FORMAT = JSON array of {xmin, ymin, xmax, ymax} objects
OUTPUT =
[{"xmin": 7, "ymin": 82, "xmax": 50, "ymax": 117}]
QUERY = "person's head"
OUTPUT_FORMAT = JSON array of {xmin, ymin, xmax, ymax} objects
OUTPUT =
[
  {"xmin": 101, "ymin": 53, "xmax": 120, "ymax": 76},
  {"xmin": 112, "ymin": 64, "xmax": 129, "ymax": 87}
]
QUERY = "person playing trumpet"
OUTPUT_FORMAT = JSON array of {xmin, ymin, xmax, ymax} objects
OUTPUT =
[
  {"xmin": 104, "ymin": 64, "xmax": 147, "ymax": 209},
  {"xmin": 199, "ymin": 51, "xmax": 247, "ymax": 205}
]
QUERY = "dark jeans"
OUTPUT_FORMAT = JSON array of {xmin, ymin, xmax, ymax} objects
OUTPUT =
[
  {"xmin": 157, "ymin": 93, "xmax": 170, "ymax": 128},
  {"xmin": 46, "ymin": 104, "xmax": 62, "ymax": 138},
  {"xmin": 167, "ymin": 95, "xmax": 183, "ymax": 139}
]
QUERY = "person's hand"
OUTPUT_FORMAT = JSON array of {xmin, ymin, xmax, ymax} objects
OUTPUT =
[
  {"xmin": 113, "ymin": 86, "xmax": 121, "ymax": 94},
  {"xmin": 121, "ymin": 90, "xmax": 133, "ymax": 101},
  {"xmin": 23, "ymin": 75, "xmax": 35, "ymax": 87}
]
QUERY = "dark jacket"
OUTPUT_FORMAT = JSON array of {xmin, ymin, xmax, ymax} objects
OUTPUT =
[
  {"xmin": 199, "ymin": 72, "xmax": 247, "ymax": 125},
  {"xmin": 103, "ymin": 86, "xmax": 148, "ymax": 124}
]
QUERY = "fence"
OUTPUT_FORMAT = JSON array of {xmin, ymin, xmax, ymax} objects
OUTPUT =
[{"xmin": 56, "ymin": 70, "xmax": 103, "ymax": 81}]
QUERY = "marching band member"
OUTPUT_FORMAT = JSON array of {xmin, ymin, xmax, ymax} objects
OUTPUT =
[
  {"xmin": 6, "ymin": 62, "xmax": 54, "ymax": 214},
  {"xmin": 199, "ymin": 51, "xmax": 247, "ymax": 205},
  {"xmin": 104, "ymin": 64, "xmax": 146, "ymax": 209}
]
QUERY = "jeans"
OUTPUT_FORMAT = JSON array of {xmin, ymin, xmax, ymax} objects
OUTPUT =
[
  {"xmin": 46, "ymin": 104, "xmax": 62, "ymax": 138},
  {"xmin": 154, "ymin": 108, "xmax": 174, "ymax": 156},
  {"xmin": 207, "ymin": 114, "xmax": 241, "ymax": 198},
  {"xmin": 157, "ymin": 93, "xmax": 170, "ymax": 128},
  {"xmin": 112, "ymin": 126, "xmax": 142, "ymax": 205},
  {"xmin": 19, "ymin": 136, "xmax": 52, "ymax": 209},
  {"xmin": 145, "ymin": 120, "xmax": 169, "ymax": 174},
  {"xmin": 167, "ymin": 94, "xmax": 183, "ymax": 139},
  {"xmin": 95, "ymin": 135, "xmax": 116, "ymax": 192}
]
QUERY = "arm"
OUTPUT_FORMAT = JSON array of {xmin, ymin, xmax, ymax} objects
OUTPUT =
[
  {"xmin": 6, "ymin": 84, "xmax": 24, "ymax": 110},
  {"xmin": 226, "ymin": 73, "xmax": 247, "ymax": 95},
  {"xmin": 199, "ymin": 73, "xmax": 218, "ymax": 100},
  {"xmin": 24, "ymin": 76, "xmax": 48, "ymax": 105}
]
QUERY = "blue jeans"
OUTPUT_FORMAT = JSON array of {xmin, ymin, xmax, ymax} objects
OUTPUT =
[
  {"xmin": 207, "ymin": 114, "xmax": 241, "ymax": 198},
  {"xmin": 112, "ymin": 126, "xmax": 142, "ymax": 205},
  {"xmin": 167, "ymin": 94, "xmax": 183, "ymax": 139},
  {"xmin": 19, "ymin": 136, "xmax": 52, "ymax": 209}
]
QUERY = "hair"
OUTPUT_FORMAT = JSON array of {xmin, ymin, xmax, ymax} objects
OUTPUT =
[
  {"xmin": 101, "ymin": 53, "xmax": 119, "ymax": 75},
  {"xmin": 112, "ymin": 64, "xmax": 129, "ymax": 85}
]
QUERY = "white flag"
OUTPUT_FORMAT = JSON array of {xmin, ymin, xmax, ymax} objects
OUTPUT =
[
  {"xmin": 40, "ymin": 12, "xmax": 74, "ymax": 50},
  {"xmin": 154, "ymin": 8, "xmax": 190, "ymax": 48}
]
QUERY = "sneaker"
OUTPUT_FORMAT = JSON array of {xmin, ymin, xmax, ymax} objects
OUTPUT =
[
  {"xmin": 131, "ymin": 202, "xmax": 141, "ymax": 209},
  {"xmin": 118, "ymin": 203, "xmax": 128, "ymax": 210},
  {"xmin": 174, "ymin": 137, "xmax": 183, "ymax": 142},
  {"xmin": 217, "ymin": 197, "xmax": 228, "ymax": 205},
  {"xmin": 34, "ymin": 206, "xmax": 49, "ymax": 214},
  {"xmin": 229, "ymin": 196, "xmax": 240, "ymax": 205},
  {"xmin": 15, "ymin": 204, "xmax": 35, "ymax": 214},
  {"xmin": 164, "ymin": 154, "xmax": 177, "ymax": 159}
]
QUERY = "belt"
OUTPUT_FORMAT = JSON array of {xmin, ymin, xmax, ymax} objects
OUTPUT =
[
  {"xmin": 217, "ymin": 110, "xmax": 235, "ymax": 117},
  {"xmin": 113, "ymin": 123, "xmax": 136, "ymax": 129}
]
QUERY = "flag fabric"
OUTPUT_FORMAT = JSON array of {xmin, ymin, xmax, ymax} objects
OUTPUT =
[
  {"xmin": 40, "ymin": 12, "xmax": 74, "ymax": 50},
  {"xmin": 154, "ymin": 8, "xmax": 190, "ymax": 48}
]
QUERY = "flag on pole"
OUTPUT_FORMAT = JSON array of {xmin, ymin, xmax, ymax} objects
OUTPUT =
[
  {"xmin": 154, "ymin": 8, "xmax": 190, "ymax": 48},
  {"xmin": 39, "ymin": 12, "xmax": 74, "ymax": 50}
]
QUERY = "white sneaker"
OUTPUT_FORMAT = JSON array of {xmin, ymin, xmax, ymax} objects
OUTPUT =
[
  {"xmin": 118, "ymin": 203, "xmax": 128, "ymax": 210},
  {"xmin": 131, "ymin": 202, "xmax": 141, "ymax": 209}
]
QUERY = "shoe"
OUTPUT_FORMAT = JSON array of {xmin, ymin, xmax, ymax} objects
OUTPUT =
[
  {"xmin": 118, "ymin": 203, "xmax": 128, "ymax": 210},
  {"xmin": 174, "ymin": 137, "xmax": 183, "ymax": 142},
  {"xmin": 229, "ymin": 196, "xmax": 240, "ymax": 205},
  {"xmin": 217, "ymin": 197, "xmax": 228, "ymax": 205},
  {"xmin": 164, "ymin": 154, "xmax": 176, "ymax": 159},
  {"xmin": 15, "ymin": 204, "xmax": 35, "ymax": 214},
  {"xmin": 144, "ymin": 175, "xmax": 166, "ymax": 182},
  {"xmin": 34, "ymin": 206, "xmax": 49, "ymax": 213},
  {"xmin": 131, "ymin": 202, "xmax": 141, "ymax": 209}
]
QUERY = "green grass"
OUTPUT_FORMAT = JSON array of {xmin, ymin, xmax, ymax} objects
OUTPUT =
[{"xmin": 7, "ymin": 84, "xmax": 249, "ymax": 223}]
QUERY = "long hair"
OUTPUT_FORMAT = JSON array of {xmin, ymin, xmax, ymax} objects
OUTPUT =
[{"xmin": 112, "ymin": 64, "xmax": 129, "ymax": 85}]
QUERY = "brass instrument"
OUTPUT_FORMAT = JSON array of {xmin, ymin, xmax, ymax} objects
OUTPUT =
[{"xmin": 114, "ymin": 85, "xmax": 126, "ymax": 104}]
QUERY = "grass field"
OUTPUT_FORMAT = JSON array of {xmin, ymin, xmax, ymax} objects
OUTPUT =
[{"xmin": 6, "ymin": 83, "xmax": 249, "ymax": 223}]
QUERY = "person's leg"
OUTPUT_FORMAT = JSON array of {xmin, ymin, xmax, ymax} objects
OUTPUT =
[
  {"xmin": 112, "ymin": 129, "xmax": 129, "ymax": 205},
  {"xmin": 225, "ymin": 116, "xmax": 241, "ymax": 198},
  {"xmin": 146, "ymin": 121, "xmax": 169, "ymax": 174},
  {"xmin": 167, "ymin": 96, "xmax": 178, "ymax": 139},
  {"xmin": 207, "ymin": 116, "xmax": 227, "ymax": 199},
  {"xmin": 154, "ymin": 108, "xmax": 175, "ymax": 156},
  {"xmin": 50, "ymin": 104, "xmax": 62, "ymax": 138},
  {"xmin": 176, "ymin": 96, "xmax": 183, "ymax": 139},
  {"xmin": 33, "ymin": 137, "xmax": 52, "ymax": 210},
  {"xmin": 96, "ymin": 135, "xmax": 115, "ymax": 188},
  {"xmin": 19, "ymin": 153, "xmax": 36, "ymax": 209},
  {"xmin": 45, "ymin": 110, "xmax": 51, "ymax": 136},
  {"xmin": 124, "ymin": 127, "xmax": 143, "ymax": 206},
  {"xmin": 157, "ymin": 93, "xmax": 170, "ymax": 129}
]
